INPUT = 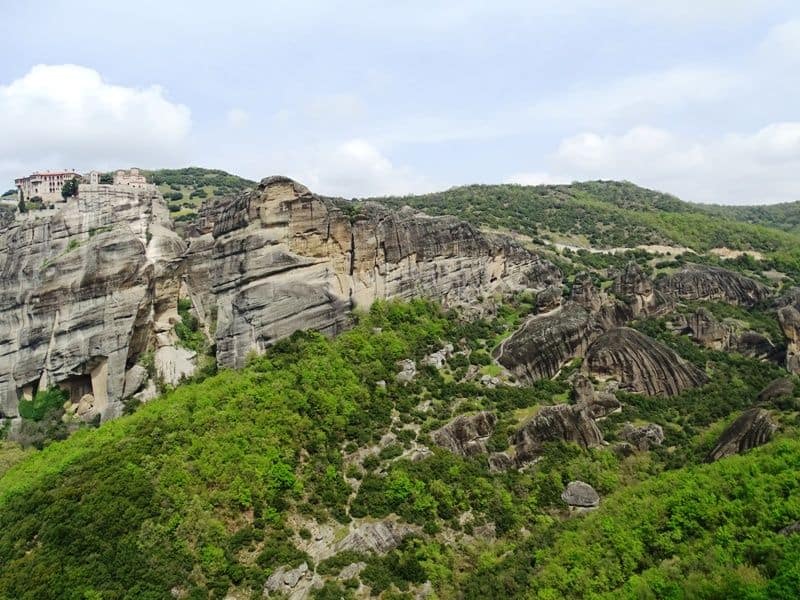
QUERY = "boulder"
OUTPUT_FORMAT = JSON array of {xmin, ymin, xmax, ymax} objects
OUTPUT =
[
  {"xmin": 706, "ymin": 408, "xmax": 777, "ymax": 462},
  {"xmin": 396, "ymin": 359, "xmax": 417, "ymax": 384},
  {"xmin": 757, "ymin": 377, "xmax": 794, "ymax": 404},
  {"xmin": 561, "ymin": 481, "xmax": 600, "ymax": 508},
  {"xmin": 612, "ymin": 262, "xmax": 661, "ymax": 317},
  {"xmin": 122, "ymin": 364, "xmax": 148, "ymax": 398},
  {"xmin": 620, "ymin": 422, "xmax": 665, "ymax": 451}
]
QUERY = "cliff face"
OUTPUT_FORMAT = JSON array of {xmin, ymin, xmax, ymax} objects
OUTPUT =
[
  {"xmin": 0, "ymin": 184, "xmax": 178, "ymax": 422},
  {"xmin": 207, "ymin": 177, "xmax": 560, "ymax": 368},
  {"xmin": 0, "ymin": 176, "xmax": 559, "ymax": 422}
]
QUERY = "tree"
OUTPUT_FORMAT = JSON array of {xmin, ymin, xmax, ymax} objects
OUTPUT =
[
  {"xmin": 17, "ymin": 195, "xmax": 27, "ymax": 214},
  {"xmin": 61, "ymin": 177, "xmax": 79, "ymax": 199}
]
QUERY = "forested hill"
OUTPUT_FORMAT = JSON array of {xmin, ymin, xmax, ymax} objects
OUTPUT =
[{"xmin": 361, "ymin": 180, "xmax": 800, "ymax": 261}]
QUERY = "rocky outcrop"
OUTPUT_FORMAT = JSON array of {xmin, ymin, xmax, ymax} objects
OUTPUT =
[
  {"xmin": 584, "ymin": 327, "xmax": 707, "ymax": 396},
  {"xmin": 536, "ymin": 285, "xmax": 563, "ymax": 312},
  {"xmin": 210, "ymin": 177, "xmax": 560, "ymax": 368},
  {"xmin": 612, "ymin": 262, "xmax": 664, "ymax": 317},
  {"xmin": 620, "ymin": 423, "xmax": 665, "ymax": 451},
  {"xmin": 334, "ymin": 519, "xmax": 417, "ymax": 554},
  {"xmin": 263, "ymin": 562, "xmax": 316, "ymax": 599},
  {"xmin": 432, "ymin": 411, "xmax": 496, "ymax": 457},
  {"xmin": 571, "ymin": 374, "xmax": 621, "ymax": 419},
  {"xmin": 495, "ymin": 274, "xmax": 631, "ymax": 384},
  {"xmin": 561, "ymin": 480, "xmax": 600, "ymax": 508},
  {"xmin": 656, "ymin": 264, "xmax": 770, "ymax": 307},
  {"xmin": 757, "ymin": 377, "xmax": 795, "ymax": 404},
  {"xmin": 514, "ymin": 403, "xmax": 603, "ymax": 465},
  {"xmin": 706, "ymin": 408, "xmax": 776, "ymax": 462},
  {"xmin": 0, "ymin": 183, "xmax": 179, "ymax": 422},
  {"xmin": 673, "ymin": 308, "xmax": 781, "ymax": 362},
  {"xmin": 778, "ymin": 303, "xmax": 800, "ymax": 374},
  {"xmin": 495, "ymin": 303, "xmax": 596, "ymax": 383}
]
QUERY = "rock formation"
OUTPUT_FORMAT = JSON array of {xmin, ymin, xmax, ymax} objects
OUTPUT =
[
  {"xmin": 757, "ymin": 377, "xmax": 795, "ymax": 404},
  {"xmin": 584, "ymin": 327, "xmax": 707, "ymax": 396},
  {"xmin": 612, "ymin": 262, "xmax": 664, "ymax": 317},
  {"xmin": 561, "ymin": 481, "xmax": 600, "ymax": 508},
  {"xmin": 0, "ymin": 182, "xmax": 182, "ymax": 422},
  {"xmin": 207, "ymin": 176, "xmax": 560, "ymax": 368},
  {"xmin": 0, "ymin": 175, "xmax": 559, "ymax": 425},
  {"xmin": 778, "ymin": 303, "xmax": 800, "ymax": 374},
  {"xmin": 432, "ymin": 411, "xmax": 496, "ymax": 457},
  {"xmin": 513, "ymin": 403, "xmax": 603, "ymax": 465},
  {"xmin": 620, "ymin": 422, "xmax": 665, "ymax": 451},
  {"xmin": 495, "ymin": 274, "xmax": 629, "ymax": 384},
  {"xmin": 334, "ymin": 519, "xmax": 417, "ymax": 554},
  {"xmin": 656, "ymin": 264, "xmax": 770, "ymax": 307},
  {"xmin": 571, "ymin": 374, "xmax": 621, "ymax": 419},
  {"xmin": 706, "ymin": 408, "xmax": 776, "ymax": 462},
  {"xmin": 536, "ymin": 284, "xmax": 563, "ymax": 312}
]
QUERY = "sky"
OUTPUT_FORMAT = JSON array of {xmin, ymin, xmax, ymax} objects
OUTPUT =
[{"xmin": 1, "ymin": 1, "xmax": 800, "ymax": 204}]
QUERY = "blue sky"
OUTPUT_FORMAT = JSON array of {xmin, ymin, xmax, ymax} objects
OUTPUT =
[{"xmin": 1, "ymin": 1, "xmax": 799, "ymax": 203}]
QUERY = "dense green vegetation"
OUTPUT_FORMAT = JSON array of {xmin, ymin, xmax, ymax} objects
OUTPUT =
[
  {"xmin": 363, "ymin": 180, "xmax": 800, "ymax": 278},
  {"xmin": 0, "ymin": 297, "xmax": 797, "ymax": 598},
  {"xmin": 142, "ymin": 167, "xmax": 255, "ymax": 221}
]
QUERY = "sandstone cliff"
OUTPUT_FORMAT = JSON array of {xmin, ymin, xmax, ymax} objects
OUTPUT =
[
  {"xmin": 206, "ymin": 177, "xmax": 560, "ymax": 368},
  {"xmin": 0, "ymin": 183, "xmax": 179, "ymax": 422},
  {"xmin": 0, "ymin": 175, "xmax": 558, "ymax": 424},
  {"xmin": 656, "ymin": 264, "xmax": 770, "ymax": 307}
]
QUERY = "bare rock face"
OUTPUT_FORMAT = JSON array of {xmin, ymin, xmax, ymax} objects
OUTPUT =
[
  {"xmin": 432, "ymin": 411, "xmax": 496, "ymax": 457},
  {"xmin": 514, "ymin": 403, "xmax": 603, "ymax": 465},
  {"xmin": 706, "ymin": 408, "xmax": 777, "ymax": 462},
  {"xmin": 657, "ymin": 264, "xmax": 770, "ymax": 307},
  {"xmin": 0, "ymin": 184, "xmax": 176, "ymax": 422},
  {"xmin": 778, "ymin": 303, "xmax": 800, "ymax": 374},
  {"xmin": 757, "ymin": 377, "xmax": 794, "ymax": 404},
  {"xmin": 570, "ymin": 273, "xmax": 603, "ymax": 312},
  {"xmin": 334, "ymin": 520, "xmax": 417, "ymax": 555},
  {"xmin": 620, "ymin": 422, "xmax": 665, "ymax": 451},
  {"xmin": 494, "ymin": 303, "xmax": 597, "ymax": 383},
  {"xmin": 675, "ymin": 308, "xmax": 781, "ymax": 362},
  {"xmin": 585, "ymin": 327, "xmax": 708, "ymax": 397},
  {"xmin": 536, "ymin": 285, "xmax": 563, "ymax": 312},
  {"xmin": 612, "ymin": 262, "xmax": 664, "ymax": 317},
  {"xmin": 263, "ymin": 562, "xmax": 316, "ymax": 599},
  {"xmin": 210, "ymin": 176, "xmax": 560, "ymax": 368},
  {"xmin": 561, "ymin": 480, "xmax": 600, "ymax": 508},
  {"xmin": 571, "ymin": 374, "xmax": 621, "ymax": 419}
]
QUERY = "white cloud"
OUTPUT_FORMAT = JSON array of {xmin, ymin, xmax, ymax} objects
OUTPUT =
[
  {"xmin": 547, "ymin": 122, "xmax": 800, "ymax": 204},
  {"xmin": 289, "ymin": 138, "xmax": 432, "ymax": 198},
  {"xmin": 0, "ymin": 64, "xmax": 190, "ymax": 183},
  {"xmin": 226, "ymin": 108, "xmax": 249, "ymax": 128}
]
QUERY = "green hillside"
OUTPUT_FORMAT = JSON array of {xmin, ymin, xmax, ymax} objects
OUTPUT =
[
  {"xmin": 1, "ymin": 298, "xmax": 798, "ymax": 599},
  {"xmin": 362, "ymin": 181, "xmax": 800, "ymax": 275},
  {"xmin": 143, "ymin": 168, "xmax": 255, "ymax": 221}
]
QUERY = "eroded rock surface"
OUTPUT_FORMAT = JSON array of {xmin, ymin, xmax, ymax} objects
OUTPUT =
[
  {"xmin": 432, "ymin": 411, "xmax": 496, "ymax": 457},
  {"xmin": 657, "ymin": 264, "xmax": 770, "ymax": 307},
  {"xmin": 334, "ymin": 520, "xmax": 418, "ymax": 555},
  {"xmin": 706, "ymin": 408, "xmax": 777, "ymax": 462},
  {"xmin": 585, "ymin": 327, "xmax": 707, "ymax": 396},
  {"xmin": 757, "ymin": 377, "xmax": 795, "ymax": 404},
  {"xmin": 0, "ymin": 183, "xmax": 176, "ymax": 421},
  {"xmin": 210, "ymin": 176, "xmax": 559, "ymax": 368},
  {"xmin": 514, "ymin": 403, "xmax": 603, "ymax": 465}
]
